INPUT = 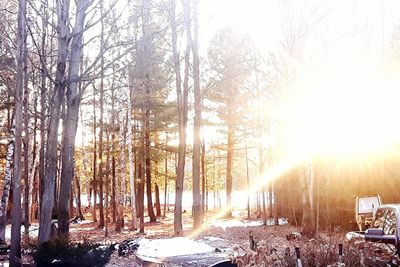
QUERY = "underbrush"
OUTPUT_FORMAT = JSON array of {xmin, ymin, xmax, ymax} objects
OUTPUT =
[
  {"xmin": 34, "ymin": 238, "xmax": 114, "ymax": 267},
  {"xmin": 233, "ymin": 233, "xmax": 398, "ymax": 267}
]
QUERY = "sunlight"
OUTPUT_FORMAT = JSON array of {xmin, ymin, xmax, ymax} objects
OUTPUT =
[{"xmin": 279, "ymin": 65, "xmax": 400, "ymax": 160}]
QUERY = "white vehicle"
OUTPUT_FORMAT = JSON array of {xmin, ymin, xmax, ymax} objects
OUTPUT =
[{"xmin": 355, "ymin": 195, "xmax": 382, "ymax": 231}]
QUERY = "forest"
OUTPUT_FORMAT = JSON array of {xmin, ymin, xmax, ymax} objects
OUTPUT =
[{"xmin": 2, "ymin": 0, "xmax": 400, "ymax": 266}]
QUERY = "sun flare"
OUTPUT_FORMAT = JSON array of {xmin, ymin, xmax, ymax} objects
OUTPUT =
[{"xmin": 277, "ymin": 66, "xmax": 400, "ymax": 160}]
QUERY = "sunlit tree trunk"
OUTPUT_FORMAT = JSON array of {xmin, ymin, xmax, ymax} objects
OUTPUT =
[
  {"xmin": 226, "ymin": 109, "xmax": 234, "ymax": 217},
  {"xmin": 190, "ymin": 0, "xmax": 202, "ymax": 229},
  {"xmin": 58, "ymin": 0, "xmax": 88, "ymax": 239},
  {"xmin": 299, "ymin": 164, "xmax": 316, "ymax": 236},
  {"xmin": 127, "ymin": 105, "xmax": 137, "ymax": 228},
  {"xmin": 171, "ymin": 0, "xmax": 189, "ymax": 235},
  {"xmin": 163, "ymin": 132, "xmax": 168, "ymax": 218},
  {"xmin": 39, "ymin": 0, "xmax": 69, "ymax": 245},
  {"xmin": 97, "ymin": 1, "xmax": 106, "ymax": 228},
  {"xmin": 11, "ymin": 0, "xmax": 27, "ymax": 263},
  {"xmin": 0, "ymin": 118, "xmax": 15, "ymax": 243},
  {"xmin": 92, "ymin": 88, "xmax": 97, "ymax": 222},
  {"xmin": 115, "ymin": 116, "xmax": 126, "ymax": 232}
]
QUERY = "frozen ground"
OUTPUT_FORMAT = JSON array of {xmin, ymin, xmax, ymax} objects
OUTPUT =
[{"xmin": 136, "ymin": 237, "xmax": 215, "ymax": 258}]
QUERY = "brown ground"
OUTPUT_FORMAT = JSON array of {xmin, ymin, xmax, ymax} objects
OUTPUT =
[{"xmin": 7, "ymin": 208, "xmax": 400, "ymax": 266}]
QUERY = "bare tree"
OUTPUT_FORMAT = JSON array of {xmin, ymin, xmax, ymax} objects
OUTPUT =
[
  {"xmin": 10, "ymin": 0, "xmax": 27, "ymax": 264},
  {"xmin": 171, "ymin": 0, "xmax": 189, "ymax": 235},
  {"xmin": 191, "ymin": 0, "xmax": 202, "ymax": 229}
]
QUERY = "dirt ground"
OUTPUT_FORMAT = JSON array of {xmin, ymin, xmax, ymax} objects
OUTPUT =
[{"xmin": 5, "ymin": 208, "xmax": 399, "ymax": 266}]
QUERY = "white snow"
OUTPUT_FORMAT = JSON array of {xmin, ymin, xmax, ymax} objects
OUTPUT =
[
  {"xmin": 136, "ymin": 237, "xmax": 214, "ymax": 258},
  {"xmin": 211, "ymin": 219, "xmax": 264, "ymax": 230},
  {"xmin": 5, "ymin": 225, "xmax": 39, "ymax": 241}
]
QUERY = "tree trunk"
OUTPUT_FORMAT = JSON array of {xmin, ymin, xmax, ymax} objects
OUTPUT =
[
  {"xmin": 226, "ymin": 111, "xmax": 234, "ymax": 217},
  {"xmin": 299, "ymin": 165, "xmax": 316, "ymax": 237},
  {"xmin": 201, "ymin": 140, "xmax": 205, "ymax": 214},
  {"xmin": 116, "ymin": 116, "xmax": 127, "ymax": 232},
  {"xmin": 111, "ymin": 156, "xmax": 116, "ymax": 222},
  {"xmin": 138, "ymin": 158, "xmax": 145, "ymax": 233},
  {"xmin": 244, "ymin": 127, "xmax": 250, "ymax": 219},
  {"xmin": 11, "ymin": 0, "xmax": 27, "ymax": 263},
  {"xmin": 144, "ymin": 106, "xmax": 156, "ymax": 222},
  {"xmin": 155, "ymin": 183, "xmax": 161, "ymax": 217},
  {"xmin": 75, "ymin": 175, "xmax": 84, "ymax": 220},
  {"xmin": 163, "ymin": 132, "xmax": 168, "ymax": 218},
  {"xmin": 57, "ymin": 0, "xmax": 88, "ymax": 239},
  {"xmin": 23, "ymin": 70, "xmax": 30, "ymax": 237},
  {"xmin": 171, "ymin": 0, "xmax": 189, "ymax": 236},
  {"xmin": 127, "ymin": 107, "xmax": 137, "ymax": 228},
  {"xmin": 97, "ymin": 0, "xmax": 107, "ymax": 230},
  {"xmin": 0, "ymin": 118, "xmax": 15, "ymax": 243},
  {"xmin": 92, "ymin": 88, "xmax": 97, "ymax": 222},
  {"xmin": 190, "ymin": 0, "xmax": 202, "ymax": 229},
  {"xmin": 38, "ymin": 0, "xmax": 69, "ymax": 245}
]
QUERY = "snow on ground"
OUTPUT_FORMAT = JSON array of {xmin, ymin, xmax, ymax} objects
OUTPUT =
[
  {"xmin": 136, "ymin": 237, "xmax": 215, "ymax": 258},
  {"xmin": 5, "ymin": 225, "xmax": 39, "ymax": 241},
  {"xmin": 210, "ymin": 219, "xmax": 264, "ymax": 230}
]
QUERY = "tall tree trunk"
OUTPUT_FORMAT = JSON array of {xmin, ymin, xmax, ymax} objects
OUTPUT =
[
  {"xmin": 226, "ymin": 111, "xmax": 234, "ymax": 217},
  {"xmin": 38, "ymin": 0, "xmax": 48, "ymax": 216},
  {"xmin": 11, "ymin": 0, "xmax": 27, "ymax": 263},
  {"xmin": 57, "ymin": 0, "xmax": 88, "ymax": 239},
  {"xmin": 191, "ymin": 0, "xmax": 202, "ymax": 229},
  {"xmin": 105, "ymin": 132, "xmax": 110, "ymax": 237},
  {"xmin": 0, "ymin": 118, "xmax": 14, "ymax": 243},
  {"xmin": 163, "ymin": 132, "xmax": 168, "ymax": 218},
  {"xmin": 144, "ymin": 106, "xmax": 156, "ymax": 222},
  {"xmin": 115, "ymin": 117, "xmax": 126, "ymax": 232},
  {"xmin": 75, "ymin": 175, "xmax": 84, "ymax": 220},
  {"xmin": 299, "ymin": 165, "xmax": 316, "ymax": 236},
  {"xmin": 38, "ymin": 0, "xmax": 69, "ymax": 245},
  {"xmin": 97, "ymin": 1, "xmax": 105, "ymax": 228},
  {"xmin": 23, "ymin": 70, "xmax": 30, "ymax": 237},
  {"xmin": 155, "ymin": 183, "xmax": 161, "ymax": 217},
  {"xmin": 138, "ymin": 159, "xmax": 145, "ymax": 233},
  {"xmin": 244, "ymin": 127, "xmax": 250, "ymax": 219},
  {"xmin": 92, "ymin": 88, "xmax": 97, "ymax": 222},
  {"xmin": 127, "ymin": 106, "xmax": 137, "ymax": 228},
  {"xmin": 29, "ymin": 95, "xmax": 38, "ymax": 222},
  {"xmin": 201, "ymin": 139, "xmax": 205, "ymax": 214},
  {"xmin": 171, "ymin": 0, "xmax": 189, "ymax": 236}
]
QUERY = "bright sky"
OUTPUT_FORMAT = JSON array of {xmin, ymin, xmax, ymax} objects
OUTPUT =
[
  {"xmin": 197, "ymin": 0, "xmax": 400, "ymax": 159},
  {"xmin": 76, "ymin": 0, "xmax": 400, "ymax": 160}
]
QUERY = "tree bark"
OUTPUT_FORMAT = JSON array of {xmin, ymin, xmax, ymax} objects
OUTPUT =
[
  {"xmin": 115, "ymin": 117, "xmax": 126, "ymax": 232},
  {"xmin": 22, "ymin": 67, "xmax": 30, "ymax": 237},
  {"xmin": 299, "ymin": 165, "xmax": 316, "ymax": 237},
  {"xmin": 163, "ymin": 132, "xmax": 168, "ymax": 218},
  {"xmin": 191, "ymin": 0, "xmax": 202, "ymax": 229},
  {"xmin": 226, "ymin": 110, "xmax": 234, "ymax": 217},
  {"xmin": 11, "ymin": 0, "xmax": 27, "ymax": 263},
  {"xmin": 38, "ymin": 0, "xmax": 69, "ymax": 245},
  {"xmin": 171, "ymin": 0, "xmax": 189, "ymax": 236},
  {"xmin": 92, "ymin": 88, "xmax": 97, "ymax": 222},
  {"xmin": 127, "ymin": 106, "xmax": 137, "ymax": 228},
  {"xmin": 57, "ymin": 0, "xmax": 88, "ymax": 239},
  {"xmin": 0, "ymin": 118, "xmax": 14, "ymax": 243},
  {"xmin": 155, "ymin": 183, "xmax": 161, "ymax": 217},
  {"xmin": 144, "ymin": 106, "xmax": 156, "ymax": 222}
]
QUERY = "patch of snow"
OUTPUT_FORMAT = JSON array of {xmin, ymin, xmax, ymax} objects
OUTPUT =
[
  {"xmin": 201, "ymin": 236, "xmax": 224, "ymax": 242},
  {"xmin": 70, "ymin": 227, "xmax": 93, "ymax": 232},
  {"xmin": 136, "ymin": 237, "xmax": 214, "ymax": 258},
  {"xmin": 76, "ymin": 220, "xmax": 92, "ymax": 224},
  {"xmin": 5, "ymin": 225, "xmax": 39, "ymax": 241},
  {"xmin": 211, "ymin": 220, "xmax": 264, "ymax": 230}
]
